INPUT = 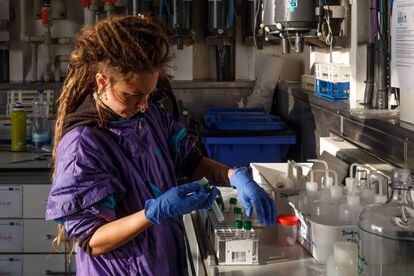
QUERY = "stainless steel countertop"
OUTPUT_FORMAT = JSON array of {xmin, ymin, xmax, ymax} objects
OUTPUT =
[
  {"xmin": 211, "ymin": 225, "xmax": 324, "ymax": 276},
  {"xmin": 0, "ymin": 149, "xmax": 51, "ymax": 170}
]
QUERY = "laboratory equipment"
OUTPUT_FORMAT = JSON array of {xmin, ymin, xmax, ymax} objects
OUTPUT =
[
  {"xmin": 368, "ymin": 171, "xmax": 389, "ymax": 204},
  {"xmin": 234, "ymin": 207, "xmax": 242, "ymax": 221},
  {"xmin": 209, "ymin": 202, "xmax": 259, "ymax": 265},
  {"xmin": 328, "ymin": 170, "xmax": 345, "ymax": 204},
  {"xmin": 262, "ymin": 0, "xmax": 316, "ymax": 54},
  {"xmin": 234, "ymin": 220, "xmax": 243, "ymax": 239},
  {"xmin": 291, "ymin": 198, "xmax": 359, "ymax": 264},
  {"xmin": 195, "ymin": 178, "xmax": 225, "ymax": 223},
  {"xmin": 277, "ymin": 214, "xmax": 299, "ymax": 246},
  {"xmin": 229, "ymin": 197, "xmax": 237, "ymax": 213},
  {"xmin": 297, "ymin": 166, "xmax": 319, "ymax": 215},
  {"xmin": 216, "ymin": 196, "xmax": 225, "ymax": 211},
  {"xmin": 308, "ymin": 159, "xmax": 331, "ymax": 188},
  {"xmin": 338, "ymin": 188, "xmax": 363, "ymax": 226},
  {"xmin": 311, "ymin": 169, "xmax": 340, "ymax": 225},
  {"xmin": 11, "ymin": 103, "xmax": 27, "ymax": 152},
  {"xmin": 165, "ymin": 0, "xmax": 193, "ymax": 49},
  {"xmin": 31, "ymin": 90, "xmax": 50, "ymax": 152},
  {"xmin": 326, "ymin": 242, "xmax": 358, "ymax": 276},
  {"xmin": 207, "ymin": 0, "xmax": 235, "ymax": 81},
  {"xmin": 243, "ymin": 220, "xmax": 254, "ymax": 238},
  {"xmin": 345, "ymin": 163, "xmax": 364, "ymax": 190},
  {"xmin": 358, "ymin": 169, "xmax": 414, "ymax": 275}
]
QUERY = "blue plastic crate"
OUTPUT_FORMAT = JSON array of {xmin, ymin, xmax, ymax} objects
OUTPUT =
[
  {"xmin": 315, "ymin": 79, "xmax": 350, "ymax": 100},
  {"xmin": 203, "ymin": 108, "xmax": 286, "ymax": 131},
  {"xmin": 202, "ymin": 135, "xmax": 297, "ymax": 167}
]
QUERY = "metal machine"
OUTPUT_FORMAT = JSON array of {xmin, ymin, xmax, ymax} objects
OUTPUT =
[
  {"xmin": 207, "ymin": 0, "xmax": 235, "ymax": 81},
  {"xmin": 129, "ymin": 0, "xmax": 154, "ymax": 15},
  {"xmin": 262, "ymin": 0, "xmax": 317, "ymax": 54},
  {"xmin": 164, "ymin": 0, "xmax": 193, "ymax": 49}
]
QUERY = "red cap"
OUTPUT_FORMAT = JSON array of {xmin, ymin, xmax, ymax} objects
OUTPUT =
[
  {"xmin": 41, "ymin": 8, "xmax": 48, "ymax": 25},
  {"xmin": 277, "ymin": 215, "xmax": 299, "ymax": 226},
  {"xmin": 82, "ymin": 0, "xmax": 89, "ymax": 8}
]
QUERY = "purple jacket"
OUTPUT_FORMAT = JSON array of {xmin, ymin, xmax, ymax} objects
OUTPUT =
[{"xmin": 46, "ymin": 100, "xmax": 196, "ymax": 275}]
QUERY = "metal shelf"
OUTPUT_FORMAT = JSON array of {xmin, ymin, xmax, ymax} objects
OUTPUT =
[{"xmin": 0, "ymin": 82, "xmax": 63, "ymax": 91}]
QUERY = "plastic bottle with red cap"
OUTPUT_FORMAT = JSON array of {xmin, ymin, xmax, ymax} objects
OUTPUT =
[{"xmin": 277, "ymin": 214, "xmax": 299, "ymax": 246}]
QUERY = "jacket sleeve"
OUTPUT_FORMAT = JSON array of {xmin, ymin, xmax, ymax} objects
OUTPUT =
[
  {"xmin": 45, "ymin": 127, "xmax": 126, "ymax": 221},
  {"xmin": 161, "ymin": 108, "xmax": 204, "ymax": 177}
]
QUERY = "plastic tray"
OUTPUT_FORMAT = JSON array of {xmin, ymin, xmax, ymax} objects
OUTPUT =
[
  {"xmin": 203, "ymin": 108, "xmax": 285, "ymax": 131},
  {"xmin": 202, "ymin": 135, "xmax": 296, "ymax": 167}
]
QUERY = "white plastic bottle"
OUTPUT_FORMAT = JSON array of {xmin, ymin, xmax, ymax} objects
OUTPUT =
[
  {"xmin": 297, "ymin": 181, "xmax": 319, "ymax": 215},
  {"xmin": 344, "ymin": 163, "xmax": 364, "ymax": 191},
  {"xmin": 297, "ymin": 167, "xmax": 319, "ymax": 214},
  {"xmin": 311, "ymin": 169, "xmax": 340, "ymax": 225},
  {"xmin": 338, "ymin": 191, "xmax": 363, "ymax": 225},
  {"xmin": 326, "ymin": 242, "xmax": 358, "ymax": 276},
  {"xmin": 329, "ymin": 170, "xmax": 346, "ymax": 204},
  {"xmin": 31, "ymin": 89, "xmax": 49, "ymax": 151}
]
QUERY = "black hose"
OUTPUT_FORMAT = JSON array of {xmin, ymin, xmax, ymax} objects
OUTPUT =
[{"xmin": 364, "ymin": 43, "xmax": 375, "ymax": 107}]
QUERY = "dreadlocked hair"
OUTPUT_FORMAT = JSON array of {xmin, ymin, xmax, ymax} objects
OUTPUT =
[{"xmin": 52, "ymin": 15, "xmax": 170, "ymax": 255}]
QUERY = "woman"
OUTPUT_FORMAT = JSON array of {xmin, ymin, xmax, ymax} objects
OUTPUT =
[{"xmin": 46, "ymin": 15, "xmax": 276, "ymax": 275}]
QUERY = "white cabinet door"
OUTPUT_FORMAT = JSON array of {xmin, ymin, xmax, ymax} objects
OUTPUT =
[
  {"xmin": 0, "ymin": 186, "xmax": 22, "ymax": 218},
  {"xmin": 0, "ymin": 220, "xmax": 23, "ymax": 253},
  {"xmin": 23, "ymin": 254, "xmax": 71, "ymax": 276},
  {"xmin": 0, "ymin": 254, "xmax": 76, "ymax": 276},
  {"xmin": 23, "ymin": 220, "xmax": 64, "ymax": 253},
  {"xmin": 23, "ymin": 185, "xmax": 50, "ymax": 219},
  {"xmin": 0, "ymin": 255, "xmax": 22, "ymax": 276}
]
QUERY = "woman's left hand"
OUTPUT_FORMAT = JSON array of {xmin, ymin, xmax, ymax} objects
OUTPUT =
[{"xmin": 230, "ymin": 168, "xmax": 277, "ymax": 227}]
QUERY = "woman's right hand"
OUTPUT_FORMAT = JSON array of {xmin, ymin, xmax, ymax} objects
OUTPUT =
[{"xmin": 144, "ymin": 182, "xmax": 219, "ymax": 224}]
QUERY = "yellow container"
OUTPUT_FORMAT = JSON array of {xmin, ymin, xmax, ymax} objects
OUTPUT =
[{"xmin": 11, "ymin": 103, "xmax": 27, "ymax": 152}]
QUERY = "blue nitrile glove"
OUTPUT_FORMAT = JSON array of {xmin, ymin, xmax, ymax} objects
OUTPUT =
[
  {"xmin": 230, "ymin": 168, "xmax": 277, "ymax": 227},
  {"xmin": 145, "ymin": 182, "xmax": 220, "ymax": 224}
]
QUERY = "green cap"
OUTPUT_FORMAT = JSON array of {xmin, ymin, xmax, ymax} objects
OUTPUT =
[
  {"xmin": 235, "ymin": 220, "xmax": 243, "ymax": 229},
  {"xmin": 243, "ymin": 220, "xmax": 252, "ymax": 230},
  {"xmin": 215, "ymin": 197, "xmax": 224, "ymax": 205},
  {"xmin": 229, "ymin": 197, "xmax": 238, "ymax": 205},
  {"xmin": 234, "ymin": 207, "xmax": 242, "ymax": 215},
  {"xmin": 202, "ymin": 183, "xmax": 211, "ymax": 193}
]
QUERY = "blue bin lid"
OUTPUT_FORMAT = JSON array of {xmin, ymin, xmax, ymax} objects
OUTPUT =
[{"xmin": 203, "ymin": 108, "xmax": 285, "ymax": 131}]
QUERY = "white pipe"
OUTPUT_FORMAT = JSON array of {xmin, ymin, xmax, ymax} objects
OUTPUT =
[
  {"xmin": 308, "ymin": 159, "xmax": 329, "ymax": 187},
  {"xmin": 54, "ymin": 55, "xmax": 70, "ymax": 82},
  {"xmin": 43, "ymin": 24, "xmax": 53, "ymax": 82},
  {"xmin": 350, "ymin": 163, "xmax": 364, "ymax": 179},
  {"xmin": 31, "ymin": 43, "xmax": 38, "ymax": 81},
  {"xmin": 20, "ymin": 0, "xmax": 43, "ymax": 42}
]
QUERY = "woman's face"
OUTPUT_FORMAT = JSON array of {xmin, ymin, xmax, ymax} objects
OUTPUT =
[{"xmin": 96, "ymin": 71, "xmax": 159, "ymax": 118}]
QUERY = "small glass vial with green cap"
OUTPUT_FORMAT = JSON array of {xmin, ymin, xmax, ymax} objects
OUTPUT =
[
  {"xmin": 229, "ymin": 197, "xmax": 237, "ymax": 213},
  {"xmin": 244, "ymin": 220, "xmax": 259, "ymax": 263},
  {"xmin": 215, "ymin": 196, "xmax": 225, "ymax": 211},
  {"xmin": 234, "ymin": 220, "xmax": 244, "ymax": 239},
  {"xmin": 243, "ymin": 220, "xmax": 254, "ymax": 238},
  {"xmin": 234, "ymin": 207, "xmax": 243, "ymax": 221}
]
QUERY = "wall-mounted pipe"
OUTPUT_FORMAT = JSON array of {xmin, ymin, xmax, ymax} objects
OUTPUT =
[
  {"xmin": 132, "ymin": 0, "xmax": 139, "ymax": 15},
  {"xmin": 20, "ymin": 0, "xmax": 43, "ymax": 42},
  {"xmin": 54, "ymin": 55, "xmax": 70, "ymax": 82},
  {"xmin": 31, "ymin": 43, "xmax": 39, "ymax": 81},
  {"xmin": 20, "ymin": 0, "xmax": 75, "ymax": 82}
]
